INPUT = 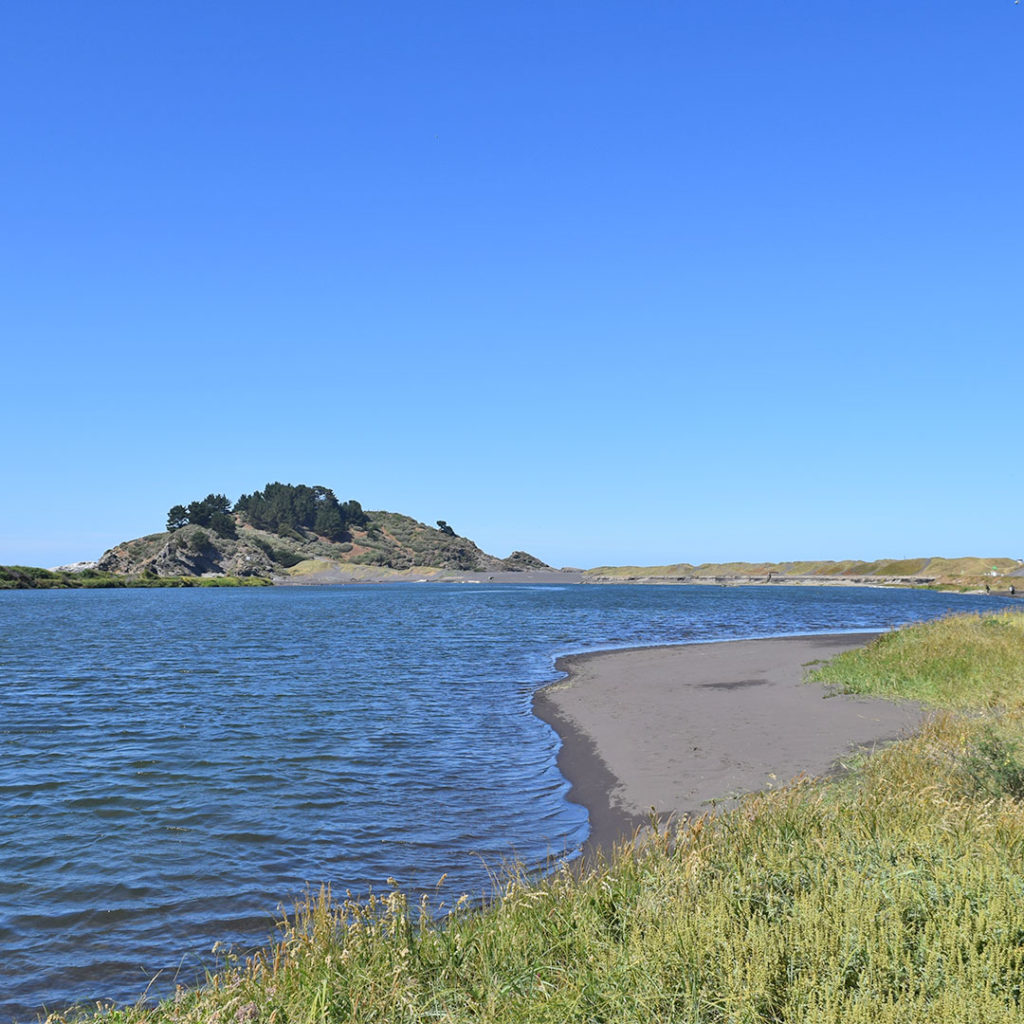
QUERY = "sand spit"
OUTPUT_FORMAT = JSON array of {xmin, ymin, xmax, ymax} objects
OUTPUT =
[{"xmin": 534, "ymin": 634, "xmax": 928, "ymax": 855}]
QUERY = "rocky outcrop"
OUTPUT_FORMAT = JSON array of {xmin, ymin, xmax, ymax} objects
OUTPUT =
[
  {"xmin": 219, "ymin": 545, "xmax": 277, "ymax": 577},
  {"xmin": 95, "ymin": 510, "xmax": 547, "ymax": 581},
  {"xmin": 97, "ymin": 526, "xmax": 276, "ymax": 578},
  {"xmin": 501, "ymin": 550, "xmax": 550, "ymax": 571}
]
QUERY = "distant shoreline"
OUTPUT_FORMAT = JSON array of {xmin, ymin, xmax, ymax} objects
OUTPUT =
[
  {"xmin": 5, "ymin": 562, "xmax": 1021, "ymax": 594},
  {"xmin": 276, "ymin": 565, "xmax": 1016, "ymax": 596}
]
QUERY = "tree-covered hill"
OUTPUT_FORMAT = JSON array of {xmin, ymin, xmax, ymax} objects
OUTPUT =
[{"xmin": 95, "ymin": 482, "xmax": 549, "ymax": 580}]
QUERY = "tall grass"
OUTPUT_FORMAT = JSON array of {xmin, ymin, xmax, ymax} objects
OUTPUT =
[
  {"xmin": 54, "ymin": 612, "xmax": 1024, "ymax": 1023},
  {"xmin": 809, "ymin": 610, "xmax": 1024, "ymax": 708}
]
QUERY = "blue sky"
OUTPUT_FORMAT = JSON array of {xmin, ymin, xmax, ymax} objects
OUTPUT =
[{"xmin": 2, "ymin": 2, "xmax": 1021, "ymax": 569}]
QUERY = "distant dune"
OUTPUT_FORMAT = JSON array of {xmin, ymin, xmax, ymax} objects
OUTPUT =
[{"xmin": 583, "ymin": 556, "xmax": 1024, "ymax": 592}]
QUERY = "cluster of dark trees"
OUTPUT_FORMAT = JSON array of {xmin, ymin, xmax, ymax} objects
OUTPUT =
[
  {"xmin": 167, "ymin": 494, "xmax": 237, "ymax": 538},
  {"xmin": 233, "ymin": 483, "xmax": 368, "ymax": 542},
  {"xmin": 167, "ymin": 483, "xmax": 368, "ymax": 543}
]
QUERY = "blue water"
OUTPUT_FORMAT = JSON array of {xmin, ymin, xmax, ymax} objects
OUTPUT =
[{"xmin": 0, "ymin": 582, "xmax": 1013, "ymax": 1020}]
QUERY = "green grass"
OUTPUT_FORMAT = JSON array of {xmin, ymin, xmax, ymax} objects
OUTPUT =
[
  {"xmin": 809, "ymin": 611, "xmax": 1024, "ymax": 709},
  {"xmin": 872, "ymin": 558, "xmax": 930, "ymax": 576},
  {"xmin": 585, "ymin": 563, "xmax": 695, "ymax": 577},
  {"xmin": 50, "ymin": 611, "xmax": 1024, "ymax": 1023},
  {"xmin": 0, "ymin": 566, "xmax": 270, "ymax": 589},
  {"xmin": 923, "ymin": 557, "xmax": 1020, "ymax": 578}
]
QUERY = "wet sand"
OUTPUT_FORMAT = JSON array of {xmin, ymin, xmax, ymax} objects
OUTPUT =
[{"xmin": 533, "ymin": 633, "xmax": 927, "ymax": 856}]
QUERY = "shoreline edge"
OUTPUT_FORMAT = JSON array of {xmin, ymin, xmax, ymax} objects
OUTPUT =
[{"xmin": 533, "ymin": 633, "xmax": 929, "ymax": 860}]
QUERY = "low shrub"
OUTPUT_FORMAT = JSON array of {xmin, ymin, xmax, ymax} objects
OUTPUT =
[
  {"xmin": 188, "ymin": 530, "xmax": 211, "ymax": 553},
  {"xmin": 251, "ymin": 538, "xmax": 304, "ymax": 568},
  {"xmin": 960, "ymin": 726, "xmax": 1024, "ymax": 801}
]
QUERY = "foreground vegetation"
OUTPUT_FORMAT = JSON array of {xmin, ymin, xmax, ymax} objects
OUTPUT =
[{"xmin": 52, "ymin": 612, "xmax": 1024, "ymax": 1023}]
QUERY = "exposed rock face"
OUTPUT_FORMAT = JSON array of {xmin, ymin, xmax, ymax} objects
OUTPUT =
[
  {"xmin": 219, "ymin": 546, "xmax": 277, "ymax": 577},
  {"xmin": 97, "ymin": 527, "xmax": 276, "ymax": 578},
  {"xmin": 148, "ymin": 535, "xmax": 224, "ymax": 577},
  {"xmin": 96, "ymin": 547, "xmax": 142, "ymax": 575},
  {"xmin": 501, "ymin": 550, "xmax": 550, "ymax": 571}
]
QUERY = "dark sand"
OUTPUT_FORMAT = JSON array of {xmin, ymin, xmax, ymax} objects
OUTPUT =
[{"xmin": 533, "ymin": 633, "xmax": 928, "ymax": 856}]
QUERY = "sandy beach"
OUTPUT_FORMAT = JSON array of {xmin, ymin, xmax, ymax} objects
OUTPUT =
[{"xmin": 533, "ymin": 633, "xmax": 928, "ymax": 855}]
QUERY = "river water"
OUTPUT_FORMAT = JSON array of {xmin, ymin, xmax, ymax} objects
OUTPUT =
[{"xmin": 0, "ymin": 582, "xmax": 1011, "ymax": 1019}]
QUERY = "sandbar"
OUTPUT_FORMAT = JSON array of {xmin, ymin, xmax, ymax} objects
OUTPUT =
[{"xmin": 533, "ymin": 633, "xmax": 927, "ymax": 856}]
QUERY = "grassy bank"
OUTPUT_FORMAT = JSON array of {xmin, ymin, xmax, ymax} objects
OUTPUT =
[
  {"xmin": 809, "ymin": 610, "xmax": 1024, "ymax": 709},
  {"xmin": 0, "ymin": 566, "xmax": 271, "ymax": 589},
  {"xmin": 56, "ymin": 612, "xmax": 1024, "ymax": 1023}
]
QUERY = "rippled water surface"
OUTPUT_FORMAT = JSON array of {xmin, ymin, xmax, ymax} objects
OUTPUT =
[{"xmin": 0, "ymin": 582, "xmax": 1012, "ymax": 1019}]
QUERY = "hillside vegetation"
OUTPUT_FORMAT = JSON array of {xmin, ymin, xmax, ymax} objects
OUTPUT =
[
  {"xmin": 54, "ymin": 610, "xmax": 1024, "ymax": 1022},
  {"xmin": 91, "ymin": 482, "xmax": 548, "ymax": 581}
]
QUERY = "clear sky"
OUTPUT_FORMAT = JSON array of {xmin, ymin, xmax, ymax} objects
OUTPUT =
[{"xmin": 2, "ymin": 2, "xmax": 1021, "ymax": 569}]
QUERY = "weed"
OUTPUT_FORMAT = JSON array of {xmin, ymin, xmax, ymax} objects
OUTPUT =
[{"xmin": 960, "ymin": 727, "xmax": 1024, "ymax": 801}]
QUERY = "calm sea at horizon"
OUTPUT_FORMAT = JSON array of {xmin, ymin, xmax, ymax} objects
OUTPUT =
[{"xmin": 0, "ymin": 582, "xmax": 1014, "ymax": 1020}]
